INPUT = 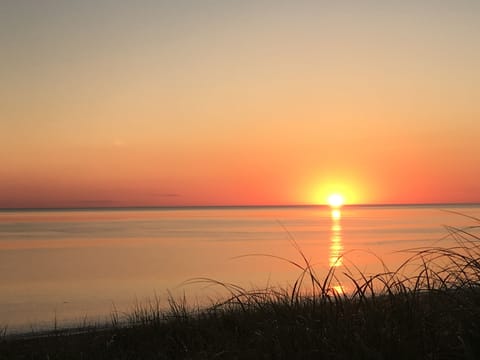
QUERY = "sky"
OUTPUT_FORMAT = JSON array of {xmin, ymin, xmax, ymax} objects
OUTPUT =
[{"xmin": 1, "ymin": 0, "xmax": 479, "ymax": 208}]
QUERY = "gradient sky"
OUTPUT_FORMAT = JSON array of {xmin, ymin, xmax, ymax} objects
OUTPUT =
[{"xmin": 1, "ymin": 0, "xmax": 479, "ymax": 208}]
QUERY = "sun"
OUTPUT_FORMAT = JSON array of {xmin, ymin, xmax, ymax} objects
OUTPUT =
[{"xmin": 327, "ymin": 194, "xmax": 344, "ymax": 208}]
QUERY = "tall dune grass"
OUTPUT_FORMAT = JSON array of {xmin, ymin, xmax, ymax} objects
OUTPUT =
[{"xmin": 2, "ymin": 216, "xmax": 480, "ymax": 359}]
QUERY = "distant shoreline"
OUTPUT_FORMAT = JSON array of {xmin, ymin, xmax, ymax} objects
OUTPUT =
[{"xmin": 1, "ymin": 202, "xmax": 480, "ymax": 212}]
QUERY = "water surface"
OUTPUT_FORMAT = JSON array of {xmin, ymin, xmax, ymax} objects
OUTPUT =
[{"xmin": 1, "ymin": 205, "xmax": 479, "ymax": 332}]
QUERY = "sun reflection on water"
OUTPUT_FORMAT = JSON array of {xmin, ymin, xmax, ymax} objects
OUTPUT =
[
  {"xmin": 330, "ymin": 284, "xmax": 345, "ymax": 296},
  {"xmin": 329, "ymin": 209, "xmax": 343, "ymax": 267},
  {"xmin": 331, "ymin": 209, "xmax": 341, "ymax": 221}
]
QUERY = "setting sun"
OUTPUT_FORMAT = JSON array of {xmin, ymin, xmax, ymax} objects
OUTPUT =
[{"xmin": 328, "ymin": 194, "xmax": 344, "ymax": 208}]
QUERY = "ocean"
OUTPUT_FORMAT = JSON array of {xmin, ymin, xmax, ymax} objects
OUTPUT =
[{"xmin": 1, "ymin": 205, "xmax": 479, "ymax": 332}]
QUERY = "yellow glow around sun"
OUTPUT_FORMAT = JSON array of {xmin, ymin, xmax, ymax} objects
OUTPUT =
[
  {"xmin": 327, "ymin": 194, "xmax": 344, "ymax": 208},
  {"xmin": 304, "ymin": 175, "xmax": 367, "ymax": 206}
]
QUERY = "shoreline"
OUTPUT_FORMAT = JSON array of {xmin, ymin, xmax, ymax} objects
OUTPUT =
[{"xmin": 2, "ymin": 202, "xmax": 480, "ymax": 212}]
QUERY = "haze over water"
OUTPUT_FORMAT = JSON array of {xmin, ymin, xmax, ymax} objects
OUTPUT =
[{"xmin": 1, "ymin": 204, "xmax": 479, "ymax": 332}]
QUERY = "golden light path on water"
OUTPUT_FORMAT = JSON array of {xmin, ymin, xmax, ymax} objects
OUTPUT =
[
  {"xmin": 329, "ymin": 209, "xmax": 343, "ymax": 268},
  {"xmin": 328, "ymin": 207, "xmax": 346, "ymax": 296}
]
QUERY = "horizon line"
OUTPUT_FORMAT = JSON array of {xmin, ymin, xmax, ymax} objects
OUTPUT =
[{"xmin": 1, "ymin": 202, "xmax": 480, "ymax": 212}]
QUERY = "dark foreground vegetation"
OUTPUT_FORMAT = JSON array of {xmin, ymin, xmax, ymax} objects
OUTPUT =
[{"xmin": 2, "ymin": 217, "xmax": 480, "ymax": 359}]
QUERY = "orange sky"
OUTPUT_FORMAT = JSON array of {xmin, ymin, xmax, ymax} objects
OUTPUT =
[{"xmin": 1, "ymin": 1, "xmax": 480, "ymax": 208}]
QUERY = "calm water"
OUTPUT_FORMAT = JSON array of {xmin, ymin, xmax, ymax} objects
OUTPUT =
[{"xmin": 1, "ymin": 205, "xmax": 479, "ymax": 332}]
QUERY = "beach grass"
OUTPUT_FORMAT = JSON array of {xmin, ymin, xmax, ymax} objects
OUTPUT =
[{"xmin": 1, "ymin": 217, "xmax": 480, "ymax": 359}]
